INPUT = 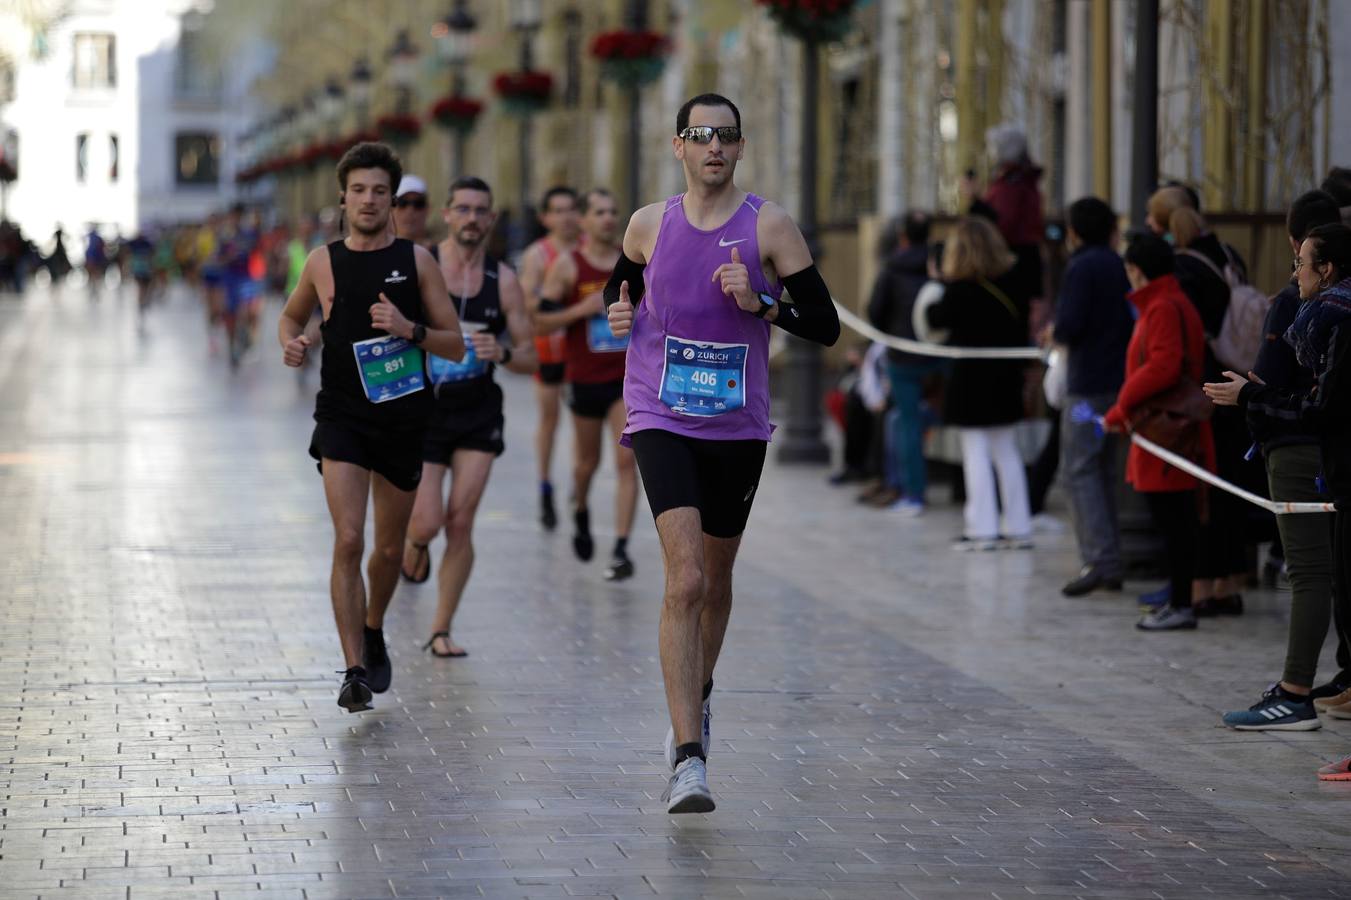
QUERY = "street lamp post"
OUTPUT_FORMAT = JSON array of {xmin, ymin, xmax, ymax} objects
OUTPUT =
[
  {"xmin": 434, "ymin": 0, "xmax": 478, "ymax": 174},
  {"xmin": 624, "ymin": 0, "xmax": 648, "ymax": 215},
  {"xmin": 778, "ymin": 38, "xmax": 830, "ymax": 464},
  {"xmin": 511, "ymin": 0, "xmax": 543, "ymax": 251},
  {"xmin": 348, "ymin": 58, "xmax": 373, "ymax": 131},
  {"xmin": 388, "ymin": 29, "xmax": 421, "ymax": 116},
  {"xmin": 1129, "ymin": 0, "xmax": 1159, "ymax": 228}
]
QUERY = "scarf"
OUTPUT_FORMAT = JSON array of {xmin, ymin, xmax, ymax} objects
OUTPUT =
[{"xmin": 1285, "ymin": 276, "xmax": 1351, "ymax": 371}]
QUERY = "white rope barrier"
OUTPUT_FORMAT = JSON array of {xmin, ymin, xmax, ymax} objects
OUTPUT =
[
  {"xmin": 832, "ymin": 300, "xmax": 1046, "ymax": 360},
  {"xmin": 1127, "ymin": 433, "xmax": 1336, "ymax": 514},
  {"xmin": 829, "ymin": 298, "xmax": 1337, "ymax": 515}
]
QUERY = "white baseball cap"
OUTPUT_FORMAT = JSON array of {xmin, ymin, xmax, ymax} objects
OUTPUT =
[{"xmin": 396, "ymin": 174, "xmax": 428, "ymax": 198}]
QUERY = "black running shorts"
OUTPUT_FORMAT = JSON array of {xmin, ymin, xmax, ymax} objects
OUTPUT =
[
  {"xmin": 537, "ymin": 362, "xmax": 566, "ymax": 386},
  {"xmin": 629, "ymin": 428, "xmax": 767, "ymax": 539},
  {"xmin": 422, "ymin": 385, "xmax": 506, "ymax": 462},
  {"xmin": 309, "ymin": 419, "xmax": 425, "ymax": 493},
  {"xmin": 568, "ymin": 379, "xmax": 625, "ymax": 419}
]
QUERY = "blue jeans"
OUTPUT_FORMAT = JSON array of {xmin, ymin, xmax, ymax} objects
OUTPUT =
[
  {"xmin": 1060, "ymin": 392, "xmax": 1123, "ymax": 576},
  {"xmin": 887, "ymin": 362, "xmax": 939, "ymax": 503}
]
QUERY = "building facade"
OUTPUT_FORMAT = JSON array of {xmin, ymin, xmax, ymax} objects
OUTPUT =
[{"xmin": 0, "ymin": 0, "xmax": 258, "ymax": 240}]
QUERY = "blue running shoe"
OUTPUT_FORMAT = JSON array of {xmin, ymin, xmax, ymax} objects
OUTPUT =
[
  {"xmin": 1138, "ymin": 583, "xmax": 1170, "ymax": 610},
  {"xmin": 1222, "ymin": 685, "xmax": 1320, "ymax": 731}
]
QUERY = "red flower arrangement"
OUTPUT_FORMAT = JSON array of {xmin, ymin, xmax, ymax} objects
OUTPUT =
[
  {"xmin": 430, "ymin": 95, "xmax": 484, "ymax": 133},
  {"xmin": 756, "ymin": 0, "xmax": 857, "ymax": 42},
  {"xmin": 590, "ymin": 29, "xmax": 669, "ymax": 85},
  {"xmin": 375, "ymin": 113, "xmax": 423, "ymax": 145},
  {"xmin": 493, "ymin": 70, "xmax": 553, "ymax": 115}
]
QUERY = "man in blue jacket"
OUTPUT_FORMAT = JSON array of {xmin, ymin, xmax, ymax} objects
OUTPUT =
[{"xmin": 1053, "ymin": 198, "xmax": 1135, "ymax": 596}]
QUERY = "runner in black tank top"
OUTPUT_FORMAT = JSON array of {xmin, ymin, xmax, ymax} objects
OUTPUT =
[
  {"xmin": 399, "ymin": 176, "xmax": 539, "ymax": 659},
  {"xmin": 278, "ymin": 143, "xmax": 466, "ymax": 713}
]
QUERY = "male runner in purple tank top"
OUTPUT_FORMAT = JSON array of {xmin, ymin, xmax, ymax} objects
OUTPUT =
[{"xmin": 604, "ymin": 93, "xmax": 840, "ymax": 813}]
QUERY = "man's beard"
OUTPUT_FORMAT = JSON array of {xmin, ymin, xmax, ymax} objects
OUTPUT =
[
  {"xmin": 455, "ymin": 227, "xmax": 485, "ymax": 248},
  {"xmin": 348, "ymin": 212, "xmax": 389, "ymax": 236}
]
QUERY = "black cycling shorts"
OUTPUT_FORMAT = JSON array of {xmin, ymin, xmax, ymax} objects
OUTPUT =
[
  {"xmin": 629, "ymin": 428, "xmax": 767, "ymax": 539},
  {"xmin": 537, "ymin": 362, "xmax": 566, "ymax": 386},
  {"xmin": 310, "ymin": 419, "xmax": 425, "ymax": 493},
  {"xmin": 568, "ymin": 379, "xmax": 625, "ymax": 419},
  {"xmin": 423, "ymin": 385, "xmax": 506, "ymax": 462}
]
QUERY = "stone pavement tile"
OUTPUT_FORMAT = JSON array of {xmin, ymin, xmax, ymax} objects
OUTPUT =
[{"xmin": 3, "ymin": 288, "xmax": 1350, "ymax": 898}]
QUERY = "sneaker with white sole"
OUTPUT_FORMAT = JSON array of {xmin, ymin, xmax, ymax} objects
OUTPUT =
[
  {"xmin": 1222, "ymin": 684, "xmax": 1321, "ymax": 731},
  {"xmin": 1136, "ymin": 605, "xmax": 1197, "ymax": 631},
  {"xmin": 664, "ymin": 696, "xmax": 711, "ymax": 771},
  {"xmin": 662, "ymin": 756, "xmax": 714, "ymax": 814}
]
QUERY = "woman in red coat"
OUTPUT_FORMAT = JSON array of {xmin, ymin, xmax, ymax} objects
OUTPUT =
[{"xmin": 1104, "ymin": 233, "xmax": 1216, "ymax": 631}]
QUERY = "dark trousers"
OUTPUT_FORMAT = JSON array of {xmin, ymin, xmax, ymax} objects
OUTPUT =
[
  {"xmin": 1334, "ymin": 508, "xmax": 1351, "ymax": 684},
  {"xmin": 1144, "ymin": 490, "xmax": 1198, "ymax": 610},
  {"xmin": 1267, "ymin": 445, "xmax": 1343, "ymax": 686}
]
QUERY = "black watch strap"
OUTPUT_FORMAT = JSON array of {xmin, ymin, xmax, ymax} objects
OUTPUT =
[{"xmin": 411, "ymin": 323, "xmax": 427, "ymax": 345}]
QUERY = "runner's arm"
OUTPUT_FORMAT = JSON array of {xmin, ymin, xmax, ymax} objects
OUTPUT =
[
  {"xmin": 496, "ymin": 265, "xmax": 539, "ymax": 374},
  {"xmin": 533, "ymin": 253, "xmax": 591, "ymax": 332},
  {"xmin": 517, "ymin": 242, "xmax": 546, "ymax": 312},
  {"xmin": 278, "ymin": 248, "xmax": 322, "ymax": 346},
  {"xmin": 603, "ymin": 203, "xmax": 662, "ymax": 308},
  {"xmin": 412, "ymin": 245, "xmax": 466, "ymax": 361},
  {"xmin": 759, "ymin": 203, "xmax": 840, "ymax": 346}
]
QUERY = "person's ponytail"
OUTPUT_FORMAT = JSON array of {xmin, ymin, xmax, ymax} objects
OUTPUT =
[{"xmin": 1308, "ymin": 223, "xmax": 1351, "ymax": 284}]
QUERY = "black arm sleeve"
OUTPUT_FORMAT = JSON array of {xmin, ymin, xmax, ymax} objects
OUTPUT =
[
  {"xmin": 603, "ymin": 253, "xmax": 647, "ymax": 308},
  {"xmin": 776, "ymin": 265, "xmax": 841, "ymax": 346}
]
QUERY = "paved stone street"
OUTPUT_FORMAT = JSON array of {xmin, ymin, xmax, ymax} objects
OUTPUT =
[{"xmin": 3, "ymin": 281, "xmax": 1351, "ymax": 899}]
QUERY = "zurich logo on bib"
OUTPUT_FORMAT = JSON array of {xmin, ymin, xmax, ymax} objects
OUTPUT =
[{"xmin": 659, "ymin": 335, "xmax": 748, "ymax": 417}]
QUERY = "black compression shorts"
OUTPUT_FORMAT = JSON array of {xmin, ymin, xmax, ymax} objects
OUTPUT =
[
  {"xmin": 310, "ymin": 419, "xmax": 425, "ymax": 492},
  {"xmin": 629, "ymin": 428, "xmax": 767, "ymax": 539},
  {"xmin": 568, "ymin": 379, "xmax": 624, "ymax": 419},
  {"xmin": 422, "ymin": 384, "xmax": 506, "ymax": 462},
  {"xmin": 536, "ymin": 362, "xmax": 566, "ymax": 386}
]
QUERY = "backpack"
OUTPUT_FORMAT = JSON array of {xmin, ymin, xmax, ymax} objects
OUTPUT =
[{"xmin": 1178, "ymin": 246, "xmax": 1269, "ymax": 373}]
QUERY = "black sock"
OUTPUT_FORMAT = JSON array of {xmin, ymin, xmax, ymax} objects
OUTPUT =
[
  {"xmin": 364, "ymin": 625, "xmax": 382, "ymax": 637},
  {"xmin": 346, "ymin": 665, "xmax": 367, "ymax": 677},
  {"xmin": 674, "ymin": 742, "xmax": 706, "ymax": 765},
  {"xmin": 614, "ymin": 537, "xmax": 628, "ymax": 557},
  {"xmin": 574, "ymin": 507, "xmax": 590, "ymax": 534},
  {"xmin": 1278, "ymin": 684, "xmax": 1310, "ymax": 700},
  {"xmin": 702, "ymin": 679, "xmax": 713, "ymax": 701}
]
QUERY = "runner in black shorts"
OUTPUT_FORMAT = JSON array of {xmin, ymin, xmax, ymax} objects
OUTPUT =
[
  {"xmin": 536, "ymin": 188, "xmax": 638, "ymax": 581},
  {"xmin": 399, "ymin": 176, "xmax": 537, "ymax": 658},
  {"xmin": 279, "ymin": 142, "xmax": 466, "ymax": 713},
  {"xmin": 519, "ymin": 187, "xmax": 580, "ymax": 529}
]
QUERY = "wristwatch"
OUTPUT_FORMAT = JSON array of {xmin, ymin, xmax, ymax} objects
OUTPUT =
[
  {"xmin": 499, "ymin": 346, "xmax": 513, "ymax": 366},
  {"xmin": 410, "ymin": 323, "xmax": 427, "ymax": 345},
  {"xmin": 753, "ymin": 291, "xmax": 776, "ymax": 319}
]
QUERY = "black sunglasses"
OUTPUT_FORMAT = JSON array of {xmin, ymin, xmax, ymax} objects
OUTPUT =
[
  {"xmin": 395, "ymin": 196, "xmax": 427, "ymax": 210},
  {"xmin": 678, "ymin": 126, "xmax": 742, "ymax": 145}
]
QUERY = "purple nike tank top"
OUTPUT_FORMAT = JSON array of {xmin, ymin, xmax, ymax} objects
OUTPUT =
[{"xmin": 622, "ymin": 193, "xmax": 783, "ymax": 443}]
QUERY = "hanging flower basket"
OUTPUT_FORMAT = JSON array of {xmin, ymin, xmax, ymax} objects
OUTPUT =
[
  {"xmin": 376, "ymin": 113, "xmax": 423, "ymax": 146},
  {"xmin": 299, "ymin": 143, "xmax": 328, "ymax": 170},
  {"xmin": 756, "ymin": 0, "xmax": 857, "ymax": 43},
  {"xmin": 345, "ymin": 128, "xmax": 382, "ymax": 147},
  {"xmin": 493, "ymin": 71, "xmax": 552, "ymax": 117},
  {"xmin": 590, "ymin": 29, "xmax": 670, "ymax": 86},
  {"xmin": 430, "ymin": 95, "xmax": 484, "ymax": 134}
]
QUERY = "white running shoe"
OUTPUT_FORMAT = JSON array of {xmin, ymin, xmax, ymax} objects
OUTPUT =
[
  {"xmin": 662, "ymin": 756, "xmax": 715, "ymax": 814},
  {"xmin": 664, "ymin": 696, "xmax": 712, "ymax": 771}
]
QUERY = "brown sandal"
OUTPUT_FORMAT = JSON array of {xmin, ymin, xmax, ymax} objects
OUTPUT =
[
  {"xmin": 400, "ymin": 542, "xmax": 431, "ymax": 583},
  {"xmin": 422, "ymin": 632, "xmax": 467, "ymax": 658}
]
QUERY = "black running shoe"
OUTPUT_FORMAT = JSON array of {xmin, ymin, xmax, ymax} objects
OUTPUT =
[
  {"xmin": 540, "ymin": 488, "xmax": 557, "ymax": 531},
  {"xmin": 604, "ymin": 553, "xmax": 635, "ymax": 581},
  {"xmin": 337, "ymin": 666, "xmax": 373, "ymax": 712},
  {"xmin": 363, "ymin": 627, "xmax": 391, "ymax": 694},
  {"xmin": 573, "ymin": 508, "xmax": 594, "ymax": 561}
]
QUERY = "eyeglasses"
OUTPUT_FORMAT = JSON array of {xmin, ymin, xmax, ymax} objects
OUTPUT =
[
  {"xmin": 395, "ymin": 196, "xmax": 427, "ymax": 210},
  {"xmin": 678, "ymin": 126, "xmax": 742, "ymax": 145},
  {"xmin": 448, "ymin": 204, "xmax": 492, "ymax": 218}
]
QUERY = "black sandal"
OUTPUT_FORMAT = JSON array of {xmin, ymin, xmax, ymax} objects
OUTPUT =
[
  {"xmin": 400, "ymin": 542, "xmax": 431, "ymax": 583},
  {"xmin": 422, "ymin": 631, "xmax": 468, "ymax": 658}
]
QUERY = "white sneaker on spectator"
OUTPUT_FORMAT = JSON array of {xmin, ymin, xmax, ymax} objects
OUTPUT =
[
  {"xmin": 886, "ymin": 498, "xmax": 925, "ymax": 518},
  {"xmin": 1030, "ymin": 513, "xmax": 1067, "ymax": 535}
]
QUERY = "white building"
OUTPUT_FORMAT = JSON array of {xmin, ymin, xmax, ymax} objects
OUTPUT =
[{"xmin": 0, "ymin": 0, "xmax": 257, "ymax": 241}]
